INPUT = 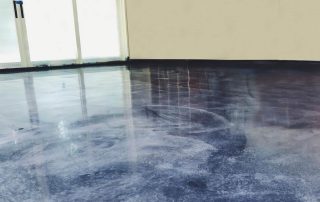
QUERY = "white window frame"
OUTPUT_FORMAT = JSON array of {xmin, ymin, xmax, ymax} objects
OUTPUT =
[{"xmin": 0, "ymin": 0, "xmax": 129, "ymax": 69}]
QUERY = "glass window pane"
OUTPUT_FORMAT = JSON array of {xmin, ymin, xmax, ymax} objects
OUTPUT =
[
  {"xmin": 24, "ymin": 0, "xmax": 77, "ymax": 61},
  {"xmin": 77, "ymin": 0, "xmax": 121, "ymax": 59},
  {"xmin": 0, "ymin": 1, "xmax": 21, "ymax": 64}
]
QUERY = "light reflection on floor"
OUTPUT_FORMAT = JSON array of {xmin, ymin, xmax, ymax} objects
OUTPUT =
[{"xmin": 0, "ymin": 64, "xmax": 320, "ymax": 201}]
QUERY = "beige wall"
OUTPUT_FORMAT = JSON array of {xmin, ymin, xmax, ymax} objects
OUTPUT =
[{"xmin": 125, "ymin": 0, "xmax": 320, "ymax": 60}]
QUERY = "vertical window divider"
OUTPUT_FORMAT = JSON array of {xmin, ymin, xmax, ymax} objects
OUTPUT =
[
  {"xmin": 13, "ymin": 0, "xmax": 32, "ymax": 67},
  {"xmin": 117, "ymin": 0, "xmax": 130, "ymax": 60},
  {"xmin": 72, "ymin": 0, "xmax": 83, "ymax": 64}
]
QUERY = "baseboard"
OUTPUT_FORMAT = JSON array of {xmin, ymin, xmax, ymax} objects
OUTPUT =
[
  {"xmin": 127, "ymin": 59, "xmax": 320, "ymax": 69},
  {"xmin": 1, "ymin": 59, "xmax": 320, "ymax": 74},
  {"xmin": 0, "ymin": 60, "xmax": 128, "ymax": 74}
]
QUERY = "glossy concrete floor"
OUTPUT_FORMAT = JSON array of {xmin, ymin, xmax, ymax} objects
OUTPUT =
[{"xmin": 1, "ymin": 63, "xmax": 320, "ymax": 201}]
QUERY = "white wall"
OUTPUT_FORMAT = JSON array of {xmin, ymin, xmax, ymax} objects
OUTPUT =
[{"xmin": 125, "ymin": 0, "xmax": 320, "ymax": 60}]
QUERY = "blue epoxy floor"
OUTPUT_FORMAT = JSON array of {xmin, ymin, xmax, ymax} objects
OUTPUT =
[{"xmin": 0, "ymin": 64, "xmax": 320, "ymax": 201}]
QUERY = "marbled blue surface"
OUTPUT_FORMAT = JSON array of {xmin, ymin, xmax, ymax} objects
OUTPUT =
[{"xmin": 0, "ymin": 64, "xmax": 320, "ymax": 201}]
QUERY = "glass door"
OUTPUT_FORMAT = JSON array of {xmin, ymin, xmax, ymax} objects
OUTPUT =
[
  {"xmin": 0, "ymin": 0, "xmax": 21, "ymax": 68},
  {"xmin": 23, "ymin": 0, "xmax": 78, "ymax": 63},
  {"xmin": 77, "ymin": 0, "xmax": 121, "ymax": 61},
  {"xmin": 0, "ymin": 0, "xmax": 126, "ymax": 69}
]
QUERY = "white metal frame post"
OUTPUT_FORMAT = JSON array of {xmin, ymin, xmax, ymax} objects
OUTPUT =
[
  {"xmin": 117, "ymin": 0, "xmax": 129, "ymax": 60},
  {"xmin": 72, "ymin": 0, "xmax": 83, "ymax": 64},
  {"xmin": 14, "ymin": 0, "xmax": 31, "ymax": 67}
]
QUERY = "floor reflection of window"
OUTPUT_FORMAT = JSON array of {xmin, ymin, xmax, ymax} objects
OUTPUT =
[
  {"xmin": 0, "ymin": 78, "xmax": 29, "ymax": 132},
  {"xmin": 83, "ymin": 68, "xmax": 124, "ymax": 116},
  {"xmin": 33, "ymin": 72, "xmax": 82, "ymax": 123}
]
